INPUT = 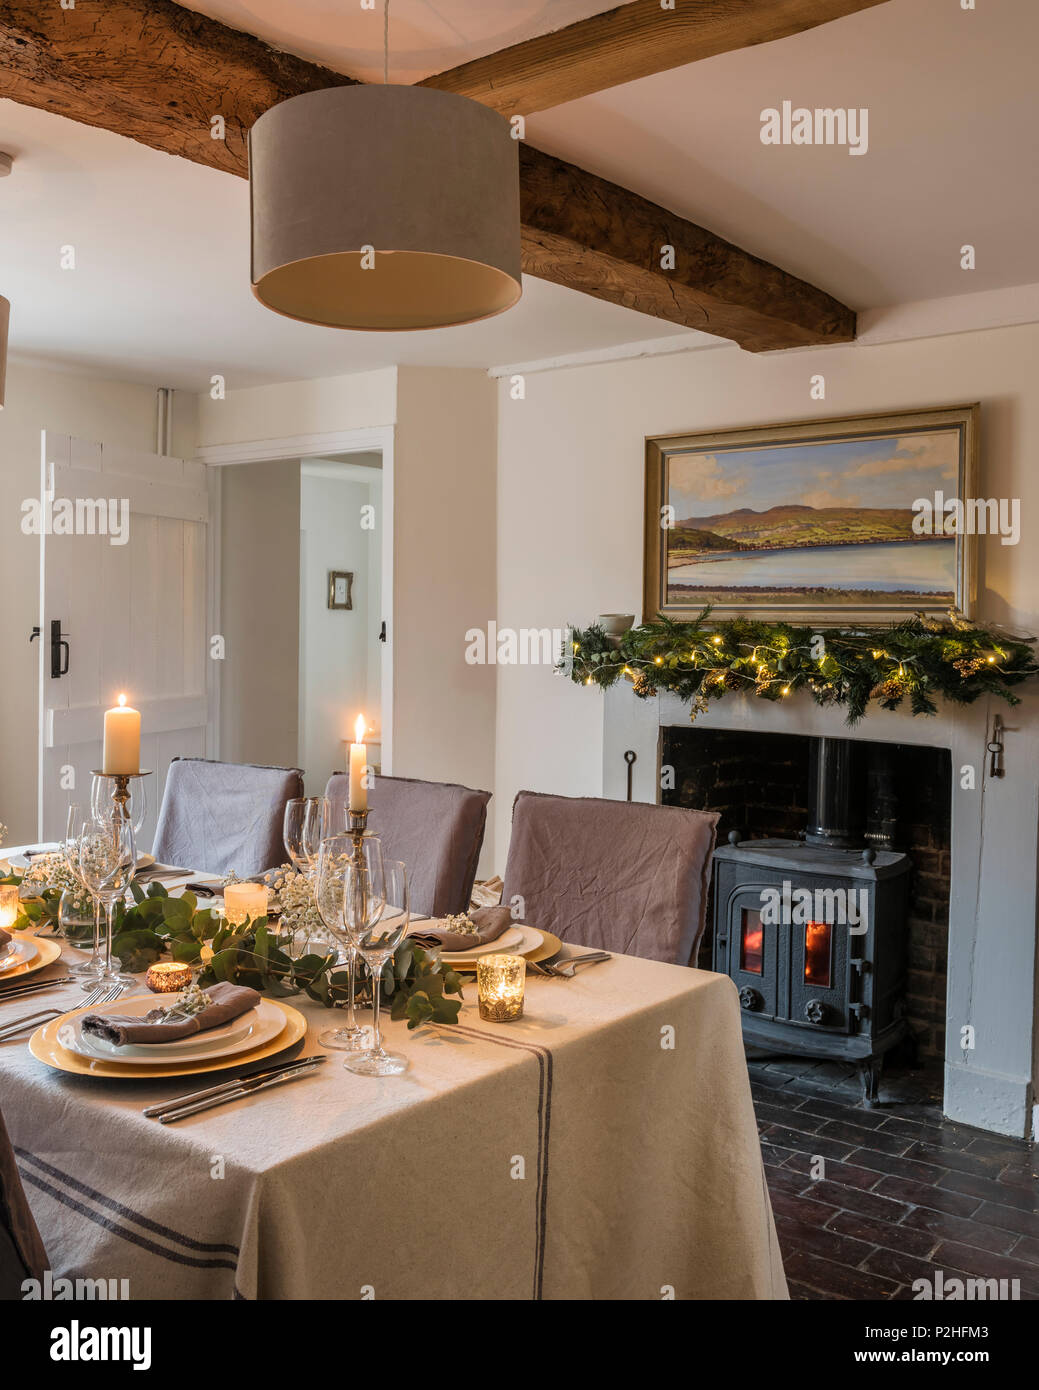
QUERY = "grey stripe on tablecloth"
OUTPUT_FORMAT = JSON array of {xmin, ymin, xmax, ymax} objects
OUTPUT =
[
  {"xmin": 451, "ymin": 1024, "xmax": 553, "ymax": 1301},
  {"xmin": 16, "ymin": 1148, "xmax": 240, "ymax": 1271}
]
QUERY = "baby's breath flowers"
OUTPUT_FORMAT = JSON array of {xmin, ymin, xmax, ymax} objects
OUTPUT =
[
  {"xmin": 21, "ymin": 851, "xmax": 92, "ymax": 915},
  {"xmin": 264, "ymin": 864, "xmax": 326, "ymax": 946},
  {"xmin": 155, "ymin": 978, "xmax": 211, "ymax": 1021},
  {"xmin": 440, "ymin": 913, "xmax": 480, "ymax": 939}
]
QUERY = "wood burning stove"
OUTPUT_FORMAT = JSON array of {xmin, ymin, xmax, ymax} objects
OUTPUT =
[{"xmin": 711, "ymin": 737, "xmax": 912, "ymax": 1104}]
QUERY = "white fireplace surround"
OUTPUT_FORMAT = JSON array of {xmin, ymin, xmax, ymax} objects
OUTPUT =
[{"xmin": 603, "ymin": 684, "xmax": 1039, "ymax": 1139}]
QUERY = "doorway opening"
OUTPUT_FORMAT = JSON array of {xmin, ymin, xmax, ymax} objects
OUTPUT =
[
  {"xmin": 298, "ymin": 454, "xmax": 382, "ymax": 794},
  {"xmin": 214, "ymin": 436, "xmax": 390, "ymax": 800}
]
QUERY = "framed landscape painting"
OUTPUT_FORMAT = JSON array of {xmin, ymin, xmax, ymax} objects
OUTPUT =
[{"xmin": 644, "ymin": 404, "xmax": 978, "ymax": 624}]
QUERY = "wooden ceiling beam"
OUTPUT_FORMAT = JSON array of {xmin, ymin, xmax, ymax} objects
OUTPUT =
[
  {"xmin": 0, "ymin": 0, "xmax": 355, "ymax": 176},
  {"xmin": 420, "ymin": 0, "xmax": 891, "ymax": 115},
  {"xmin": 520, "ymin": 144, "xmax": 853, "ymax": 350},
  {"xmin": 0, "ymin": 0, "xmax": 856, "ymax": 349}
]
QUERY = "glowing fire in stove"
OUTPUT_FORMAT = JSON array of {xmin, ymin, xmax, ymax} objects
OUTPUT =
[
  {"xmin": 804, "ymin": 920, "xmax": 832, "ymax": 988},
  {"xmin": 740, "ymin": 910, "xmax": 763, "ymax": 974}
]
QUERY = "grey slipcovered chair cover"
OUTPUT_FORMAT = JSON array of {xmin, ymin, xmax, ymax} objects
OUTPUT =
[
  {"xmin": 1, "ymin": 1107, "xmax": 47, "ymax": 1300},
  {"xmin": 325, "ymin": 773, "xmax": 490, "ymax": 919},
  {"xmin": 152, "ymin": 759, "xmax": 304, "ymax": 877},
  {"xmin": 501, "ymin": 791, "xmax": 719, "ymax": 965}
]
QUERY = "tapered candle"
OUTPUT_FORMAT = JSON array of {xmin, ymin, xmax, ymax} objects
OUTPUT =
[
  {"xmin": 349, "ymin": 713, "xmax": 368, "ymax": 812},
  {"xmin": 102, "ymin": 694, "xmax": 141, "ymax": 774}
]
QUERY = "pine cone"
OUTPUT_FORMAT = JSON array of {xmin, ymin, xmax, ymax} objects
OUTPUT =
[
  {"xmin": 952, "ymin": 656, "xmax": 986, "ymax": 677},
  {"xmin": 871, "ymin": 677, "xmax": 905, "ymax": 700}
]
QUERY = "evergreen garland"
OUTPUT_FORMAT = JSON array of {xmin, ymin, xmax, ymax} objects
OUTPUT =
[{"xmin": 562, "ymin": 610, "xmax": 1038, "ymax": 724}]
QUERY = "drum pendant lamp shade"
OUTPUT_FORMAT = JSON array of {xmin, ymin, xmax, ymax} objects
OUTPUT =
[
  {"xmin": 249, "ymin": 85, "xmax": 522, "ymax": 332},
  {"xmin": 0, "ymin": 295, "xmax": 8, "ymax": 408}
]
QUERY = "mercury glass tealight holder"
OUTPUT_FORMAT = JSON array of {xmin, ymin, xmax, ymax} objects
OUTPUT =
[
  {"xmin": 0, "ymin": 884, "xmax": 19, "ymax": 930},
  {"xmin": 477, "ymin": 952, "xmax": 525, "ymax": 1023},
  {"xmin": 145, "ymin": 961, "xmax": 194, "ymax": 993},
  {"xmin": 224, "ymin": 883, "xmax": 268, "ymax": 928}
]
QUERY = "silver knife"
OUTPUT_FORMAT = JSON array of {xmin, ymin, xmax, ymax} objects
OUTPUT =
[
  {"xmin": 143, "ymin": 1054, "xmax": 326, "ymax": 1118},
  {"xmin": 158, "ymin": 1060, "xmax": 323, "ymax": 1123},
  {"xmin": 0, "ymin": 975, "xmax": 76, "ymax": 1000}
]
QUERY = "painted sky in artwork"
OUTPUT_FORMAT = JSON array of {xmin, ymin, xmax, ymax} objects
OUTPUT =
[{"xmin": 668, "ymin": 428, "xmax": 961, "ymax": 519}]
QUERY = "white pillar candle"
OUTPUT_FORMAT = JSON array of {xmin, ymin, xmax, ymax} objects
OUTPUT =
[
  {"xmin": 102, "ymin": 694, "xmax": 141, "ymax": 774},
  {"xmin": 224, "ymin": 882, "xmax": 269, "ymax": 927},
  {"xmin": 0, "ymin": 884, "xmax": 19, "ymax": 930},
  {"xmin": 349, "ymin": 713, "xmax": 368, "ymax": 813}
]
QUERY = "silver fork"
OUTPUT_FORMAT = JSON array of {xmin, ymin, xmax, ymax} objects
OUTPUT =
[
  {"xmin": 0, "ymin": 981, "xmax": 123, "ymax": 1042},
  {"xmin": 528, "ymin": 951, "xmax": 611, "ymax": 978}
]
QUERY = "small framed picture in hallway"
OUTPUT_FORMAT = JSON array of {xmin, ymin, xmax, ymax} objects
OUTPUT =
[{"xmin": 327, "ymin": 569, "xmax": 354, "ymax": 610}]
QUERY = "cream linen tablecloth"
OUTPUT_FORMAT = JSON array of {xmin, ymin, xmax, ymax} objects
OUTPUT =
[{"xmin": 1, "ymin": 934, "xmax": 787, "ymax": 1300}]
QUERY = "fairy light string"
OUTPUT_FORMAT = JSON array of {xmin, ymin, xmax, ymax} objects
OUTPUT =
[{"xmin": 563, "ymin": 611, "xmax": 1036, "ymax": 724}]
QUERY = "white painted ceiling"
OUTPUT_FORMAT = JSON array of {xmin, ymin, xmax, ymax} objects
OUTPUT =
[
  {"xmin": 0, "ymin": 99, "xmax": 699, "ymax": 391},
  {"xmin": 528, "ymin": 0, "xmax": 1039, "ymax": 307},
  {"xmin": 181, "ymin": 1, "xmax": 624, "ymax": 85},
  {"xmin": 2, "ymin": 0, "xmax": 1036, "ymax": 389}
]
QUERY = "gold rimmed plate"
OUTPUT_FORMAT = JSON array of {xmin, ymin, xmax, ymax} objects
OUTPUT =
[
  {"xmin": 29, "ymin": 997, "xmax": 308, "ymax": 1079},
  {"xmin": 443, "ymin": 930, "xmax": 563, "ymax": 973},
  {"xmin": 0, "ymin": 935, "xmax": 62, "ymax": 981}
]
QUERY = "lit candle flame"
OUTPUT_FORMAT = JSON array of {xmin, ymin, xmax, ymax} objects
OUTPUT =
[
  {"xmin": 117, "ymin": 693, "xmax": 127, "ymax": 708},
  {"xmin": 354, "ymin": 714, "xmax": 366, "ymax": 744}
]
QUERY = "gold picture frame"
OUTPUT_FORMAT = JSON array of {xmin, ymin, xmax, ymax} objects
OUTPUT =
[
  {"xmin": 327, "ymin": 570, "xmax": 354, "ymax": 610},
  {"xmin": 644, "ymin": 403, "xmax": 979, "ymax": 625}
]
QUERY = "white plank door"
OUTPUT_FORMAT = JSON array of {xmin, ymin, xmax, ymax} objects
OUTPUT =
[{"xmin": 38, "ymin": 431, "xmax": 210, "ymax": 847}]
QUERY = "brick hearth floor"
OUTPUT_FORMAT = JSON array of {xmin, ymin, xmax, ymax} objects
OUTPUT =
[{"xmin": 749, "ymin": 1059, "xmax": 1039, "ymax": 1300}]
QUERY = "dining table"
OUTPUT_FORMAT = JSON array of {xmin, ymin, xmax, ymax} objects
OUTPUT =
[{"xmin": 0, "ymin": 852, "xmax": 788, "ymax": 1301}]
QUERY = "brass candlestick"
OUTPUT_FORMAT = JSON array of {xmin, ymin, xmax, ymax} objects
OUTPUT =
[
  {"xmin": 90, "ymin": 771, "xmax": 153, "ymax": 823},
  {"xmin": 346, "ymin": 808, "xmax": 370, "ymax": 861}
]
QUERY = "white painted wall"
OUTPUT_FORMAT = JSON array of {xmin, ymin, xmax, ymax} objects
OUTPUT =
[
  {"xmin": 393, "ymin": 367, "xmax": 498, "ymax": 871},
  {"xmin": 493, "ymin": 324, "xmax": 1039, "ymax": 870},
  {"xmin": 299, "ymin": 464, "xmax": 379, "ymax": 794},
  {"xmin": 0, "ymin": 361, "xmax": 196, "ymax": 843},
  {"xmin": 196, "ymin": 366, "xmax": 498, "ymax": 871},
  {"xmin": 219, "ymin": 458, "xmax": 301, "ymax": 770},
  {"xmin": 196, "ymin": 368, "xmax": 397, "ymax": 448}
]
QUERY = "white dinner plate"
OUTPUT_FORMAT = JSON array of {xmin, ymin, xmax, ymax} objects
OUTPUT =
[
  {"xmin": 437, "ymin": 924, "xmax": 543, "ymax": 961},
  {"xmin": 57, "ymin": 994, "xmax": 287, "ymax": 1066},
  {"xmin": 0, "ymin": 937, "xmax": 40, "ymax": 976}
]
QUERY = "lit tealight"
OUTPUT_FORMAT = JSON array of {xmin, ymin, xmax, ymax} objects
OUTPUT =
[
  {"xmin": 224, "ymin": 882, "xmax": 269, "ymax": 927},
  {"xmin": 0, "ymin": 884, "xmax": 19, "ymax": 930},
  {"xmin": 145, "ymin": 960, "xmax": 193, "ymax": 993},
  {"xmin": 477, "ymin": 953, "xmax": 525, "ymax": 1023}
]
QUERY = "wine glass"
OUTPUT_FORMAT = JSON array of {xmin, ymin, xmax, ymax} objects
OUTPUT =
[
  {"xmin": 343, "ymin": 858, "xmax": 409, "ymax": 1077},
  {"xmin": 62, "ymin": 803, "xmax": 105, "ymax": 979},
  {"xmin": 90, "ymin": 773, "xmax": 148, "ymax": 837},
  {"xmin": 283, "ymin": 798, "xmax": 330, "ymax": 878},
  {"xmin": 284, "ymin": 798, "xmax": 332, "ymax": 947},
  {"xmin": 314, "ymin": 834, "xmax": 383, "ymax": 1051},
  {"xmin": 77, "ymin": 815, "xmax": 138, "ymax": 988}
]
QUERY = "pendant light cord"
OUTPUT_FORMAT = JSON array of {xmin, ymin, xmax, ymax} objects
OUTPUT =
[{"xmin": 384, "ymin": 0, "xmax": 389, "ymax": 84}]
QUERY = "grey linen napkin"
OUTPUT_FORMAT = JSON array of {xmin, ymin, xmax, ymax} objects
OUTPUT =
[
  {"xmin": 81, "ymin": 982, "xmax": 261, "ymax": 1046},
  {"xmin": 134, "ymin": 862, "xmax": 193, "ymax": 881},
  {"xmin": 409, "ymin": 905, "xmax": 514, "ymax": 953}
]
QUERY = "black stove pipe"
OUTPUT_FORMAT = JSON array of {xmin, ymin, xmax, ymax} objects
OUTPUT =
[{"xmin": 805, "ymin": 737, "xmax": 864, "ymax": 848}]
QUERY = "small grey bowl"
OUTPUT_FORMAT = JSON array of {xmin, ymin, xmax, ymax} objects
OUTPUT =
[{"xmin": 597, "ymin": 613, "xmax": 635, "ymax": 648}]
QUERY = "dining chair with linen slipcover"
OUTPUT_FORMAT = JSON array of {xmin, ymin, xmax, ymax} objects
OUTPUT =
[
  {"xmin": 325, "ymin": 772, "xmax": 490, "ymax": 919},
  {"xmin": 152, "ymin": 758, "xmax": 304, "ymax": 877},
  {"xmin": 501, "ymin": 790, "xmax": 719, "ymax": 965}
]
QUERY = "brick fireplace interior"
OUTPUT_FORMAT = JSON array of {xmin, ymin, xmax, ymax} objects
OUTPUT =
[{"xmin": 662, "ymin": 728, "xmax": 952, "ymax": 1076}]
